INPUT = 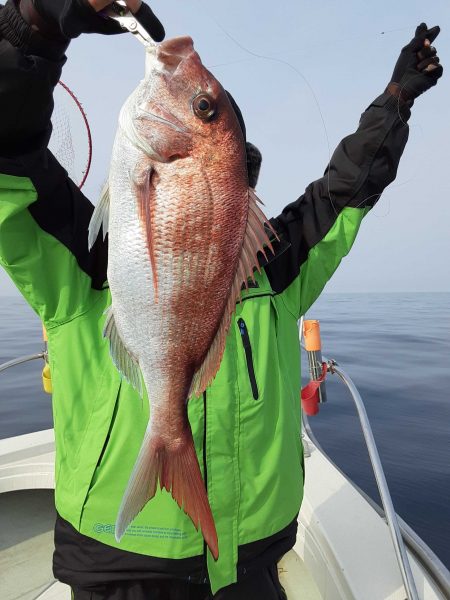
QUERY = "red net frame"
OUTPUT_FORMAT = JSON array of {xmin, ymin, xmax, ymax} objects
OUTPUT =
[{"xmin": 54, "ymin": 80, "xmax": 93, "ymax": 190}]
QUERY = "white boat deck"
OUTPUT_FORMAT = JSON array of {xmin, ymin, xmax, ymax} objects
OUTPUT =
[
  {"xmin": 36, "ymin": 582, "xmax": 68, "ymax": 600},
  {"xmin": 0, "ymin": 489, "xmax": 59, "ymax": 600},
  {"xmin": 0, "ymin": 431, "xmax": 61, "ymax": 600}
]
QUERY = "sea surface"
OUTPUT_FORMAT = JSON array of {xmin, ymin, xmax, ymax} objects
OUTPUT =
[{"xmin": 0, "ymin": 292, "xmax": 449, "ymax": 570}]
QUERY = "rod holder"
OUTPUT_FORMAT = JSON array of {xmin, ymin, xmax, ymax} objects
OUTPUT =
[{"xmin": 303, "ymin": 320, "xmax": 327, "ymax": 404}]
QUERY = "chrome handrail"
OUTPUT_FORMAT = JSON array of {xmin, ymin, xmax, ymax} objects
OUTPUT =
[
  {"xmin": 0, "ymin": 353, "xmax": 45, "ymax": 373},
  {"xmin": 304, "ymin": 349, "xmax": 419, "ymax": 600}
]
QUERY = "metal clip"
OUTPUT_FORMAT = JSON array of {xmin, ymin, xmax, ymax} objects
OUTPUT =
[
  {"xmin": 104, "ymin": 1, "xmax": 155, "ymax": 47},
  {"xmin": 327, "ymin": 358, "xmax": 338, "ymax": 374}
]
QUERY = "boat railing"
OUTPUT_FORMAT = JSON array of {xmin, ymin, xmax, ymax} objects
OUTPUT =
[
  {"xmin": 326, "ymin": 358, "xmax": 419, "ymax": 600},
  {"xmin": 0, "ymin": 352, "xmax": 45, "ymax": 373}
]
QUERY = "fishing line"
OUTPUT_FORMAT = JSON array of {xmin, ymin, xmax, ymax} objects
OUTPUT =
[
  {"xmin": 201, "ymin": 10, "xmax": 339, "ymax": 218},
  {"xmin": 200, "ymin": 6, "xmax": 423, "ymax": 216},
  {"xmin": 209, "ymin": 27, "xmax": 414, "ymax": 69}
]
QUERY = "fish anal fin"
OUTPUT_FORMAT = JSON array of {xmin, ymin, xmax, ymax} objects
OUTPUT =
[
  {"xmin": 103, "ymin": 307, "xmax": 143, "ymax": 397},
  {"xmin": 189, "ymin": 188, "xmax": 275, "ymax": 397},
  {"xmin": 88, "ymin": 183, "xmax": 110, "ymax": 250},
  {"xmin": 115, "ymin": 428, "xmax": 219, "ymax": 561}
]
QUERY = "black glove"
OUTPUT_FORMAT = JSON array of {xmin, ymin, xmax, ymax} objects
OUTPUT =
[
  {"xmin": 0, "ymin": 0, "xmax": 70, "ymax": 58},
  {"xmin": 0, "ymin": 0, "xmax": 164, "ymax": 58},
  {"xmin": 389, "ymin": 23, "xmax": 443, "ymax": 103},
  {"xmin": 28, "ymin": 0, "xmax": 165, "ymax": 41}
]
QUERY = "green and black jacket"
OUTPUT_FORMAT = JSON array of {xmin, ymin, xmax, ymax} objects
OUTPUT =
[{"xmin": 0, "ymin": 26, "xmax": 410, "ymax": 595}]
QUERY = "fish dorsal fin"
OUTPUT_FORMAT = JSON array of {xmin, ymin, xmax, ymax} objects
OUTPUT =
[
  {"xmin": 88, "ymin": 183, "xmax": 110, "ymax": 250},
  {"xmin": 103, "ymin": 307, "xmax": 144, "ymax": 398},
  {"xmin": 189, "ymin": 189, "xmax": 277, "ymax": 397}
]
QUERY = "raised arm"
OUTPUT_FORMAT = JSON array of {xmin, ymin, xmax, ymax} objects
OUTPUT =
[
  {"xmin": 0, "ymin": 0, "xmax": 163, "ymax": 325},
  {"xmin": 265, "ymin": 24, "xmax": 443, "ymax": 318}
]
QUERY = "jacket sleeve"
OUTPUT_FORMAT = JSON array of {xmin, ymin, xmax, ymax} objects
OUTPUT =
[
  {"xmin": 264, "ymin": 92, "xmax": 410, "ymax": 318},
  {"xmin": 0, "ymin": 18, "xmax": 107, "ymax": 326}
]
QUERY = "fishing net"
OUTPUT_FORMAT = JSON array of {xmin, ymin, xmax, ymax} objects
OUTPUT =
[{"xmin": 49, "ymin": 81, "xmax": 92, "ymax": 190}]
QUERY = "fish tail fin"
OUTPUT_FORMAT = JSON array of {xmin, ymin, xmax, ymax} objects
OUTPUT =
[{"xmin": 115, "ymin": 428, "xmax": 219, "ymax": 560}]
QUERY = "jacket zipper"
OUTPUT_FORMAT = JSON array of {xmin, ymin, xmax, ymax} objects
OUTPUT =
[
  {"xmin": 237, "ymin": 291, "xmax": 274, "ymax": 305},
  {"xmin": 237, "ymin": 318, "xmax": 259, "ymax": 400}
]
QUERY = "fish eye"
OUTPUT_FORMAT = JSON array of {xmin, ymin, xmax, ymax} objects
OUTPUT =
[{"xmin": 192, "ymin": 93, "xmax": 216, "ymax": 121}]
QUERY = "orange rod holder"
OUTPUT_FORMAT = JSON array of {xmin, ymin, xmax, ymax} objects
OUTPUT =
[
  {"xmin": 303, "ymin": 319, "xmax": 327, "ymax": 403},
  {"xmin": 303, "ymin": 319, "xmax": 321, "ymax": 351}
]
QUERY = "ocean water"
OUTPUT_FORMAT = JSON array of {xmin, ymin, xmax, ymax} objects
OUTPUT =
[{"xmin": 0, "ymin": 292, "xmax": 449, "ymax": 570}]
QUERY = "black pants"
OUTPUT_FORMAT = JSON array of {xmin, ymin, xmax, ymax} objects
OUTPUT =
[{"xmin": 71, "ymin": 563, "xmax": 287, "ymax": 600}]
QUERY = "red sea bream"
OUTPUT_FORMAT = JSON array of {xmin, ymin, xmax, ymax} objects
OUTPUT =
[{"xmin": 88, "ymin": 36, "xmax": 275, "ymax": 560}]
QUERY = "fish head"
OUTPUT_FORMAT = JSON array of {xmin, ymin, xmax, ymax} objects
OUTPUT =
[{"xmin": 119, "ymin": 36, "xmax": 246, "ymax": 168}]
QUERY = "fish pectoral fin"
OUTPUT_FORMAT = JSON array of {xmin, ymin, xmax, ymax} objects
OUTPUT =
[
  {"xmin": 189, "ymin": 188, "xmax": 277, "ymax": 397},
  {"xmin": 88, "ymin": 183, "xmax": 110, "ymax": 250},
  {"xmin": 103, "ymin": 307, "xmax": 143, "ymax": 397},
  {"xmin": 134, "ymin": 165, "xmax": 159, "ymax": 299},
  {"xmin": 115, "ymin": 428, "xmax": 219, "ymax": 560}
]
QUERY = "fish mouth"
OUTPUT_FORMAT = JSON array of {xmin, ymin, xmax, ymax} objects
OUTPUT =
[
  {"xmin": 158, "ymin": 36, "xmax": 195, "ymax": 72},
  {"xmin": 146, "ymin": 36, "xmax": 195, "ymax": 75}
]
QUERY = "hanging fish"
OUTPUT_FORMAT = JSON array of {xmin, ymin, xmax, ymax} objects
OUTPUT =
[{"xmin": 88, "ymin": 36, "xmax": 275, "ymax": 560}]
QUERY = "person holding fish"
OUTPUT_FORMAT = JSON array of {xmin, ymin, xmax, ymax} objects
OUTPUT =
[{"xmin": 0, "ymin": 0, "xmax": 443, "ymax": 598}]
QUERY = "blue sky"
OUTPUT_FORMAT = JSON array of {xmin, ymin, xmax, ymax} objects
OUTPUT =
[{"xmin": 1, "ymin": 0, "xmax": 449, "ymax": 295}]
